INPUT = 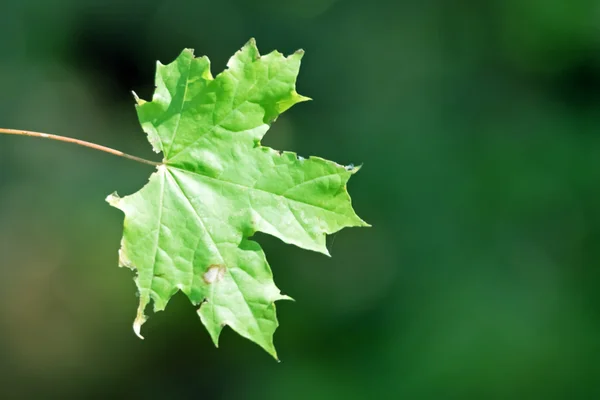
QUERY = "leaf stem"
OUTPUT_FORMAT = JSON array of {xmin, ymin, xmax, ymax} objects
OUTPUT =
[{"xmin": 0, "ymin": 128, "xmax": 161, "ymax": 167}]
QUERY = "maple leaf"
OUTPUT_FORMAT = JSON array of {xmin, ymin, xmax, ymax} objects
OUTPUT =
[{"xmin": 106, "ymin": 39, "xmax": 368, "ymax": 358}]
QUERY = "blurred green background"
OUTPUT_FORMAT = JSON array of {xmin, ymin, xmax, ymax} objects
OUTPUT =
[{"xmin": 2, "ymin": 0, "xmax": 600, "ymax": 398}]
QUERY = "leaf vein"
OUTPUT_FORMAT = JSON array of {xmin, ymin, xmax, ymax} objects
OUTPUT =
[
  {"xmin": 167, "ymin": 169, "xmax": 263, "ymax": 334},
  {"xmin": 165, "ymin": 54, "xmax": 193, "ymax": 158},
  {"xmin": 170, "ymin": 166, "xmax": 348, "ymax": 217}
]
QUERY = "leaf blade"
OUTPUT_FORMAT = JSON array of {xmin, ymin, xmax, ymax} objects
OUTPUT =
[{"xmin": 108, "ymin": 40, "xmax": 368, "ymax": 357}]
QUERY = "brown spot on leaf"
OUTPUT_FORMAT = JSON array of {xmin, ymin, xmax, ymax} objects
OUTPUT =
[{"xmin": 203, "ymin": 264, "xmax": 226, "ymax": 284}]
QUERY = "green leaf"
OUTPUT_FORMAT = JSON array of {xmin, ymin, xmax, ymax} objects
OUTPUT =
[{"xmin": 106, "ymin": 39, "xmax": 368, "ymax": 358}]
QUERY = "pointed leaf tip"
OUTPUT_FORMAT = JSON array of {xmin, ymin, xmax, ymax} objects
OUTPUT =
[
  {"xmin": 132, "ymin": 90, "xmax": 145, "ymax": 105},
  {"xmin": 105, "ymin": 192, "xmax": 121, "ymax": 207},
  {"xmin": 133, "ymin": 314, "xmax": 146, "ymax": 339}
]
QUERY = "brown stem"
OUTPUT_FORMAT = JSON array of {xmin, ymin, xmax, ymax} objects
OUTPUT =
[{"xmin": 0, "ymin": 128, "xmax": 161, "ymax": 167}]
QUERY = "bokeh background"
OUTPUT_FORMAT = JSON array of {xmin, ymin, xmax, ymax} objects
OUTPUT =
[{"xmin": 1, "ymin": 0, "xmax": 600, "ymax": 398}]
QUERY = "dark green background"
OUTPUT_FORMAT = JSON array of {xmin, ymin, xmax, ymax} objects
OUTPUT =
[{"xmin": 1, "ymin": 0, "xmax": 600, "ymax": 398}]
